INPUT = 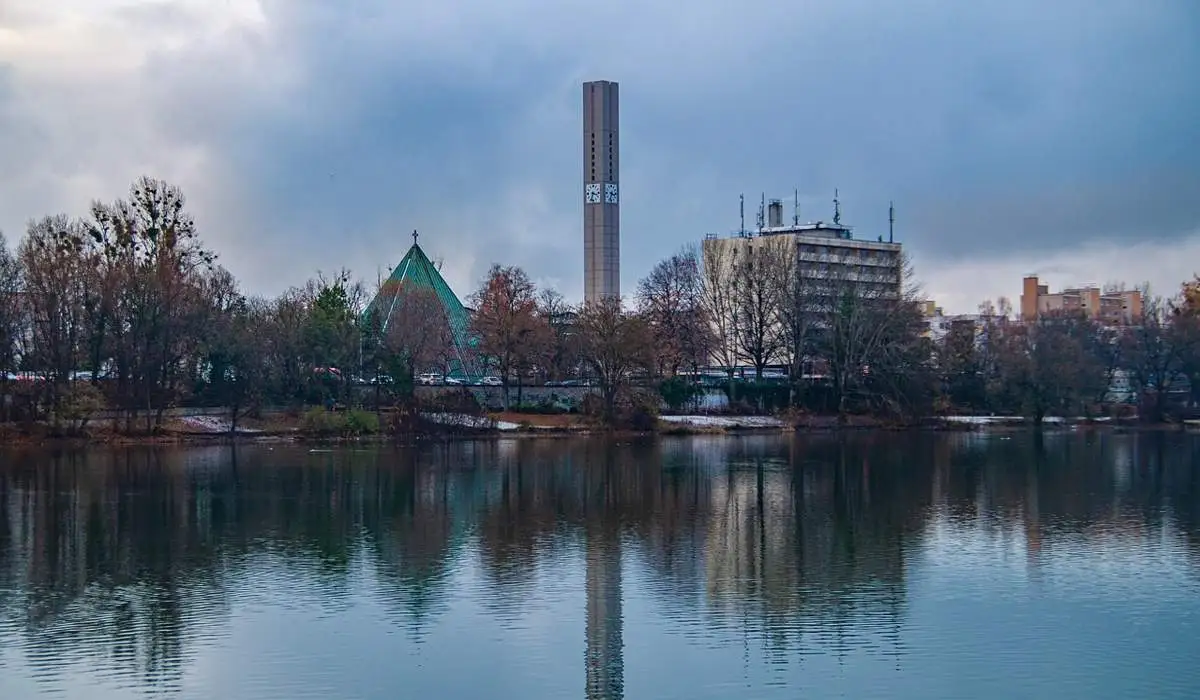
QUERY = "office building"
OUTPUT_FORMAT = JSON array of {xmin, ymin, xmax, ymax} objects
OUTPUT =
[
  {"xmin": 702, "ymin": 197, "xmax": 904, "ymax": 303},
  {"xmin": 583, "ymin": 80, "xmax": 620, "ymax": 304}
]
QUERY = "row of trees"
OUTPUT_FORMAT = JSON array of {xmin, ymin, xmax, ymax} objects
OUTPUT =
[
  {"xmin": 0, "ymin": 178, "xmax": 386, "ymax": 429},
  {"xmin": 939, "ymin": 295, "xmax": 1200, "ymax": 422},
  {"xmin": 0, "ymin": 177, "xmax": 661, "ymax": 428},
  {"xmin": 3, "ymin": 176, "xmax": 1197, "ymax": 431}
]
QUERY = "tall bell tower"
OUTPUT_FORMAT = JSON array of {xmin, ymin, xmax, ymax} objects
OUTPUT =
[{"xmin": 583, "ymin": 80, "xmax": 619, "ymax": 304}]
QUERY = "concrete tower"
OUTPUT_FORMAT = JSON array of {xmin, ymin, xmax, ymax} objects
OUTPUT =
[{"xmin": 583, "ymin": 80, "xmax": 619, "ymax": 304}]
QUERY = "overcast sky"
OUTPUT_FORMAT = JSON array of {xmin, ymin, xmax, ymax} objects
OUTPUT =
[{"xmin": 1, "ymin": 0, "xmax": 1197, "ymax": 312}]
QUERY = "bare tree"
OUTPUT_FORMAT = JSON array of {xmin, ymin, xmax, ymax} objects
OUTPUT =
[
  {"xmin": 469, "ymin": 264, "xmax": 541, "ymax": 408},
  {"xmin": 0, "ymin": 233, "xmax": 22, "ymax": 421},
  {"xmin": 575, "ymin": 296, "xmax": 653, "ymax": 421},
  {"xmin": 993, "ymin": 311, "xmax": 1107, "ymax": 424},
  {"xmin": 381, "ymin": 285, "xmax": 454, "ymax": 396},
  {"xmin": 263, "ymin": 289, "xmax": 311, "ymax": 405},
  {"xmin": 700, "ymin": 241, "xmax": 739, "ymax": 380},
  {"xmin": 636, "ymin": 246, "xmax": 710, "ymax": 377},
  {"xmin": 1121, "ymin": 293, "xmax": 1181, "ymax": 422},
  {"xmin": 196, "ymin": 267, "xmax": 270, "ymax": 431},
  {"xmin": 776, "ymin": 240, "xmax": 819, "ymax": 399},
  {"xmin": 815, "ymin": 253, "xmax": 929, "ymax": 420},
  {"xmin": 18, "ymin": 215, "xmax": 91, "ymax": 423},
  {"xmin": 536, "ymin": 288, "xmax": 579, "ymax": 382},
  {"xmin": 730, "ymin": 237, "xmax": 787, "ymax": 378},
  {"xmin": 936, "ymin": 318, "xmax": 986, "ymax": 411},
  {"xmin": 85, "ymin": 177, "xmax": 216, "ymax": 430},
  {"xmin": 1171, "ymin": 282, "xmax": 1200, "ymax": 408}
]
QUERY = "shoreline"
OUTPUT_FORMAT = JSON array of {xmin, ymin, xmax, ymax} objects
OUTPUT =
[{"xmin": 2, "ymin": 414, "xmax": 1192, "ymax": 448}]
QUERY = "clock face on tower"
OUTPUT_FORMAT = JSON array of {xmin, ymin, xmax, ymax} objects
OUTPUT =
[
  {"xmin": 604, "ymin": 183, "xmax": 618, "ymax": 204},
  {"xmin": 584, "ymin": 183, "xmax": 601, "ymax": 204}
]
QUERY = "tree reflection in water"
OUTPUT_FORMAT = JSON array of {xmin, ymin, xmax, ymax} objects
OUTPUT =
[{"xmin": 0, "ymin": 432, "xmax": 1196, "ymax": 697}]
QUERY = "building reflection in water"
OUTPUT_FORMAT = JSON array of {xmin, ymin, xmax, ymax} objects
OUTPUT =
[{"xmin": 0, "ymin": 432, "xmax": 1197, "ymax": 697}]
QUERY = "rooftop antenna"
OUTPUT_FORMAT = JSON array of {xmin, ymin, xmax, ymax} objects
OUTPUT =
[
  {"xmin": 833, "ymin": 189, "xmax": 841, "ymax": 226},
  {"xmin": 756, "ymin": 193, "xmax": 765, "ymax": 232},
  {"xmin": 739, "ymin": 194, "xmax": 745, "ymax": 236},
  {"xmin": 793, "ymin": 189, "xmax": 800, "ymax": 226},
  {"xmin": 888, "ymin": 201, "xmax": 894, "ymax": 243}
]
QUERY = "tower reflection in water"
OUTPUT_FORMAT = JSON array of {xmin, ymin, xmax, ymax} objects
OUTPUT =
[{"xmin": 585, "ymin": 523, "xmax": 623, "ymax": 700}]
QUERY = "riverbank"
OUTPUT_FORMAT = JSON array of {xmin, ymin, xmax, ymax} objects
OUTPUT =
[{"xmin": 2, "ymin": 410, "xmax": 1192, "ymax": 448}]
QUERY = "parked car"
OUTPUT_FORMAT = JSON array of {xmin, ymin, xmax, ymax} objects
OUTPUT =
[
  {"xmin": 444, "ymin": 376, "xmax": 465, "ymax": 386},
  {"xmin": 417, "ymin": 373, "xmax": 440, "ymax": 385},
  {"xmin": 478, "ymin": 376, "xmax": 502, "ymax": 387}
]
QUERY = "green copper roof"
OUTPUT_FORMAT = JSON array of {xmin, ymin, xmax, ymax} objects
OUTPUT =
[{"xmin": 363, "ymin": 240, "xmax": 477, "ymax": 377}]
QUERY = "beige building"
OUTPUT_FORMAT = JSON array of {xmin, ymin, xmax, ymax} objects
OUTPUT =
[
  {"xmin": 1020, "ymin": 275, "xmax": 1142, "ymax": 325},
  {"xmin": 702, "ymin": 204, "xmax": 903, "ymax": 301}
]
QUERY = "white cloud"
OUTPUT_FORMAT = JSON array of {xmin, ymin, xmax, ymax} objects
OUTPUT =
[{"xmin": 0, "ymin": 0, "xmax": 1195, "ymax": 308}]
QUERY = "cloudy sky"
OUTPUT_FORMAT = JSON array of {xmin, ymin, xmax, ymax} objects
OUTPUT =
[{"xmin": 1, "ymin": 0, "xmax": 1197, "ymax": 313}]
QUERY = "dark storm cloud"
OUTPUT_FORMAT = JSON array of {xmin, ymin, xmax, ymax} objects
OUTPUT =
[{"xmin": 2, "ymin": 0, "xmax": 1197, "ymax": 301}]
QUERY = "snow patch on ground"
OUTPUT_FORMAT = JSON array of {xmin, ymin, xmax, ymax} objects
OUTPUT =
[
  {"xmin": 941, "ymin": 416, "xmax": 1066, "ymax": 425},
  {"xmin": 178, "ymin": 415, "xmax": 262, "ymax": 434},
  {"xmin": 659, "ymin": 415, "xmax": 786, "ymax": 429},
  {"xmin": 422, "ymin": 413, "xmax": 520, "ymax": 431}
]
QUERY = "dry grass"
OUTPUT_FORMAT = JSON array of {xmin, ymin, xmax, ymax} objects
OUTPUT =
[{"xmin": 488, "ymin": 412, "xmax": 594, "ymax": 429}]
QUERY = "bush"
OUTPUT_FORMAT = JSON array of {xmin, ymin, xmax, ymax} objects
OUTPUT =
[
  {"xmin": 301, "ymin": 407, "xmax": 380, "ymax": 437},
  {"xmin": 53, "ymin": 382, "xmax": 107, "ymax": 433},
  {"xmin": 301, "ymin": 407, "xmax": 342, "ymax": 436},
  {"xmin": 343, "ymin": 409, "xmax": 380, "ymax": 435},
  {"xmin": 580, "ymin": 393, "xmax": 606, "ymax": 419},
  {"xmin": 622, "ymin": 391, "xmax": 659, "ymax": 431},
  {"xmin": 659, "ymin": 377, "xmax": 703, "ymax": 412},
  {"xmin": 581, "ymin": 388, "xmax": 659, "ymax": 430},
  {"xmin": 723, "ymin": 381, "xmax": 792, "ymax": 413}
]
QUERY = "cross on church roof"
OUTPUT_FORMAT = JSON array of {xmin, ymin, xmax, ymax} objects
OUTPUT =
[{"xmin": 412, "ymin": 229, "xmax": 419, "ymax": 245}]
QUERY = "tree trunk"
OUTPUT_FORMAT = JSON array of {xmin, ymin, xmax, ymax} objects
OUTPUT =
[
  {"xmin": 604, "ymin": 385, "xmax": 618, "ymax": 424},
  {"xmin": 230, "ymin": 387, "xmax": 243, "ymax": 434}
]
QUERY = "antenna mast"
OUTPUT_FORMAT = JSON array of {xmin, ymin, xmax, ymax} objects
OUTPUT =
[
  {"xmin": 756, "ymin": 193, "xmax": 765, "ymax": 232},
  {"xmin": 833, "ymin": 189, "xmax": 841, "ymax": 226},
  {"xmin": 739, "ymin": 194, "xmax": 745, "ymax": 236},
  {"xmin": 793, "ymin": 189, "xmax": 799, "ymax": 226},
  {"xmin": 888, "ymin": 201, "xmax": 895, "ymax": 243}
]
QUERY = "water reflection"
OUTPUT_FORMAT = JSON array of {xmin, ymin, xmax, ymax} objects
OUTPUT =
[{"xmin": 0, "ymin": 432, "xmax": 1197, "ymax": 699}]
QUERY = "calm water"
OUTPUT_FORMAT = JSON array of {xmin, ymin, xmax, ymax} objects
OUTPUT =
[{"xmin": 1, "ymin": 433, "xmax": 1198, "ymax": 699}]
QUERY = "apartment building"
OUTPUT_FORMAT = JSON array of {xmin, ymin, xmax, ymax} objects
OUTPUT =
[{"xmin": 1019, "ymin": 275, "xmax": 1142, "ymax": 325}]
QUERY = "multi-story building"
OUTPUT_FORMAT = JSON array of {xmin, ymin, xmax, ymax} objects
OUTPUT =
[
  {"xmin": 702, "ymin": 198, "xmax": 903, "ymax": 301},
  {"xmin": 921, "ymin": 303, "xmax": 980, "ymax": 343},
  {"xmin": 1181, "ymin": 279, "xmax": 1200, "ymax": 314},
  {"xmin": 582, "ymin": 80, "xmax": 620, "ymax": 304},
  {"xmin": 1019, "ymin": 275, "xmax": 1142, "ymax": 325}
]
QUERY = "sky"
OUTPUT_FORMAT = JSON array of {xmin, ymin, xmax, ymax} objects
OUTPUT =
[{"xmin": 1, "ymin": 0, "xmax": 1198, "ymax": 313}]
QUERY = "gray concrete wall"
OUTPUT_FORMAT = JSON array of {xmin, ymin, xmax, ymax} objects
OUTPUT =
[{"xmin": 416, "ymin": 385, "xmax": 595, "ymax": 411}]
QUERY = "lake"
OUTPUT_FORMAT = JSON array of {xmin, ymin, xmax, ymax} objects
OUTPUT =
[{"xmin": 1, "ymin": 432, "xmax": 1198, "ymax": 699}]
